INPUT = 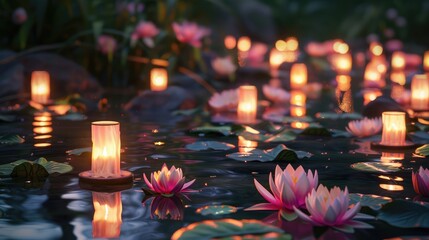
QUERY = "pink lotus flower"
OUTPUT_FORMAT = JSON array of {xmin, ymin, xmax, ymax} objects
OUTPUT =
[
  {"xmin": 263, "ymin": 85, "xmax": 290, "ymax": 103},
  {"xmin": 172, "ymin": 21, "xmax": 210, "ymax": 48},
  {"xmin": 346, "ymin": 117, "xmax": 382, "ymax": 138},
  {"xmin": 211, "ymin": 56, "xmax": 236, "ymax": 76},
  {"xmin": 143, "ymin": 196, "xmax": 184, "ymax": 220},
  {"xmin": 12, "ymin": 7, "xmax": 27, "ymax": 25},
  {"xmin": 143, "ymin": 164, "xmax": 195, "ymax": 197},
  {"xmin": 97, "ymin": 35, "xmax": 117, "ymax": 56},
  {"xmin": 412, "ymin": 166, "xmax": 429, "ymax": 197},
  {"xmin": 247, "ymin": 43, "xmax": 268, "ymax": 66},
  {"xmin": 246, "ymin": 164, "xmax": 318, "ymax": 219},
  {"xmin": 208, "ymin": 88, "xmax": 238, "ymax": 112},
  {"xmin": 294, "ymin": 185, "xmax": 373, "ymax": 233},
  {"xmin": 134, "ymin": 21, "xmax": 159, "ymax": 39}
]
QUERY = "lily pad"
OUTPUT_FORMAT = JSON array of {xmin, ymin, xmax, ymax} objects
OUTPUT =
[
  {"xmin": 0, "ymin": 158, "xmax": 73, "ymax": 176},
  {"xmin": 409, "ymin": 131, "xmax": 429, "ymax": 144},
  {"xmin": 265, "ymin": 130, "xmax": 298, "ymax": 142},
  {"xmin": 190, "ymin": 125, "xmax": 234, "ymax": 136},
  {"xmin": 300, "ymin": 127, "xmax": 332, "ymax": 137},
  {"xmin": 316, "ymin": 112, "xmax": 362, "ymax": 120},
  {"xmin": 11, "ymin": 162, "xmax": 49, "ymax": 179},
  {"xmin": 171, "ymin": 218, "xmax": 288, "ymax": 240},
  {"xmin": 350, "ymin": 162, "xmax": 401, "ymax": 173},
  {"xmin": 186, "ymin": 141, "xmax": 235, "ymax": 151},
  {"xmin": 0, "ymin": 114, "xmax": 17, "ymax": 122},
  {"xmin": 378, "ymin": 200, "xmax": 429, "ymax": 228},
  {"xmin": 264, "ymin": 115, "xmax": 313, "ymax": 123},
  {"xmin": 66, "ymin": 147, "xmax": 92, "ymax": 156},
  {"xmin": 226, "ymin": 144, "xmax": 311, "ymax": 162},
  {"xmin": 0, "ymin": 134, "xmax": 25, "ymax": 144},
  {"xmin": 196, "ymin": 205, "xmax": 238, "ymax": 216},
  {"xmin": 172, "ymin": 108, "xmax": 204, "ymax": 116},
  {"xmin": 349, "ymin": 193, "xmax": 392, "ymax": 210},
  {"xmin": 415, "ymin": 144, "xmax": 429, "ymax": 157},
  {"xmin": 56, "ymin": 112, "xmax": 87, "ymax": 121}
]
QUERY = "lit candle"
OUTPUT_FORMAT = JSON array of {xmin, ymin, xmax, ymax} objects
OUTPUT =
[
  {"xmin": 269, "ymin": 48, "xmax": 284, "ymax": 70},
  {"xmin": 390, "ymin": 71, "xmax": 406, "ymax": 85},
  {"xmin": 363, "ymin": 63, "xmax": 385, "ymax": 88},
  {"xmin": 290, "ymin": 63, "xmax": 307, "ymax": 89},
  {"xmin": 369, "ymin": 42, "xmax": 383, "ymax": 57},
  {"xmin": 31, "ymin": 71, "xmax": 50, "ymax": 104},
  {"xmin": 363, "ymin": 89, "xmax": 382, "ymax": 105},
  {"xmin": 333, "ymin": 41, "xmax": 349, "ymax": 54},
  {"xmin": 380, "ymin": 111, "xmax": 406, "ymax": 146},
  {"xmin": 224, "ymin": 35, "xmax": 236, "ymax": 50},
  {"xmin": 331, "ymin": 53, "xmax": 352, "ymax": 74},
  {"xmin": 150, "ymin": 68, "xmax": 168, "ymax": 91},
  {"xmin": 391, "ymin": 51, "xmax": 406, "ymax": 71},
  {"xmin": 92, "ymin": 191, "xmax": 122, "ymax": 238},
  {"xmin": 237, "ymin": 36, "xmax": 251, "ymax": 52},
  {"xmin": 285, "ymin": 37, "xmax": 299, "ymax": 52},
  {"xmin": 424, "ymin": 51, "xmax": 429, "ymax": 72},
  {"xmin": 238, "ymin": 136, "xmax": 258, "ymax": 153},
  {"xmin": 290, "ymin": 90, "xmax": 306, "ymax": 117},
  {"xmin": 336, "ymin": 75, "xmax": 351, "ymax": 91},
  {"xmin": 91, "ymin": 121, "xmax": 121, "ymax": 178},
  {"xmin": 411, "ymin": 74, "xmax": 429, "ymax": 110},
  {"xmin": 237, "ymin": 85, "xmax": 257, "ymax": 123}
]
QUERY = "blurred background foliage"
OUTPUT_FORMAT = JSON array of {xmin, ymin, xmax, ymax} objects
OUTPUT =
[{"xmin": 1, "ymin": 0, "xmax": 428, "ymax": 88}]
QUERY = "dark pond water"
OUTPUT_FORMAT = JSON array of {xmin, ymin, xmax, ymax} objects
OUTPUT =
[{"xmin": 0, "ymin": 81, "xmax": 429, "ymax": 240}]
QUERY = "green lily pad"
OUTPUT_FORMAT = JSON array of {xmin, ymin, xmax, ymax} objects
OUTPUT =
[
  {"xmin": 196, "ymin": 205, "xmax": 238, "ymax": 216},
  {"xmin": 316, "ymin": 112, "xmax": 362, "ymax": 120},
  {"xmin": 0, "ymin": 134, "xmax": 25, "ymax": 144},
  {"xmin": 56, "ymin": 112, "xmax": 87, "ymax": 121},
  {"xmin": 186, "ymin": 141, "xmax": 235, "ymax": 151},
  {"xmin": 0, "ymin": 157, "xmax": 73, "ymax": 176},
  {"xmin": 265, "ymin": 130, "xmax": 298, "ymax": 142},
  {"xmin": 11, "ymin": 162, "xmax": 49, "ymax": 179},
  {"xmin": 415, "ymin": 144, "xmax": 429, "ymax": 157},
  {"xmin": 0, "ymin": 114, "xmax": 17, "ymax": 122},
  {"xmin": 172, "ymin": 108, "xmax": 205, "ymax": 116},
  {"xmin": 350, "ymin": 162, "xmax": 401, "ymax": 173},
  {"xmin": 300, "ymin": 127, "xmax": 332, "ymax": 137},
  {"xmin": 330, "ymin": 129, "xmax": 353, "ymax": 138},
  {"xmin": 378, "ymin": 200, "xmax": 429, "ymax": 228},
  {"xmin": 66, "ymin": 147, "xmax": 92, "ymax": 156},
  {"xmin": 171, "ymin": 218, "xmax": 288, "ymax": 240},
  {"xmin": 349, "ymin": 193, "xmax": 392, "ymax": 210},
  {"xmin": 190, "ymin": 125, "xmax": 234, "ymax": 136},
  {"xmin": 265, "ymin": 115, "xmax": 313, "ymax": 123},
  {"xmin": 226, "ymin": 144, "xmax": 311, "ymax": 162}
]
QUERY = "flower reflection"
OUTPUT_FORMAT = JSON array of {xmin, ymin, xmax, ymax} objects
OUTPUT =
[
  {"xmin": 92, "ymin": 191, "xmax": 122, "ymax": 238},
  {"xmin": 143, "ymin": 196, "xmax": 184, "ymax": 220}
]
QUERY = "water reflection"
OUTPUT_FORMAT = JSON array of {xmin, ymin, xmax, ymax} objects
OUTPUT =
[
  {"xmin": 238, "ymin": 136, "xmax": 258, "ymax": 153},
  {"xmin": 290, "ymin": 90, "xmax": 306, "ymax": 117},
  {"xmin": 143, "ymin": 196, "xmax": 184, "ymax": 220},
  {"xmin": 92, "ymin": 191, "xmax": 122, "ymax": 238},
  {"xmin": 33, "ymin": 112, "xmax": 53, "ymax": 148},
  {"xmin": 379, "ymin": 184, "xmax": 404, "ymax": 191}
]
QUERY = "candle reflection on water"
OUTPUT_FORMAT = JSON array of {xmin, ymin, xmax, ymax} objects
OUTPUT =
[
  {"xmin": 290, "ymin": 90, "xmax": 306, "ymax": 117},
  {"xmin": 92, "ymin": 191, "xmax": 122, "ymax": 238},
  {"xmin": 33, "ymin": 112, "xmax": 52, "ymax": 148},
  {"xmin": 238, "ymin": 136, "xmax": 258, "ymax": 153}
]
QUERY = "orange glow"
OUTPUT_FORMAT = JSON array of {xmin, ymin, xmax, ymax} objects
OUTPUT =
[
  {"xmin": 290, "ymin": 106, "xmax": 306, "ymax": 117},
  {"xmin": 333, "ymin": 41, "xmax": 349, "ymax": 54},
  {"xmin": 92, "ymin": 192, "xmax": 122, "ymax": 238},
  {"xmin": 237, "ymin": 85, "xmax": 257, "ymax": 123},
  {"xmin": 364, "ymin": 63, "xmax": 385, "ymax": 88},
  {"xmin": 331, "ymin": 53, "xmax": 352, "ymax": 74},
  {"xmin": 275, "ymin": 40, "xmax": 287, "ymax": 51},
  {"xmin": 237, "ymin": 37, "xmax": 251, "ymax": 52},
  {"xmin": 411, "ymin": 74, "xmax": 429, "ymax": 110},
  {"xmin": 32, "ymin": 121, "xmax": 52, "ymax": 127},
  {"xmin": 33, "ymin": 127, "xmax": 53, "ymax": 134},
  {"xmin": 363, "ymin": 89, "xmax": 382, "ymax": 105},
  {"xmin": 369, "ymin": 42, "xmax": 383, "ymax": 57},
  {"xmin": 31, "ymin": 71, "xmax": 50, "ymax": 104},
  {"xmin": 285, "ymin": 37, "xmax": 299, "ymax": 51},
  {"xmin": 34, "ymin": 135, "xmax": 52, "ymax": 140},
  {"xmin": 238, "ymin": 136, "xmax": 258, "ymax": 153},
  {"xmin": 34, "ymin": 116, "xmax": 52, "ymax": 122},
  {"xmin": 291, "ymin": 121, "xmax": 309, "ymax": 129},
  {"xmin": 47, "ymin": 104, "xmax": 71, "ymax": 115},
  {"xmin": 34, "ymin": 143, "xmax": 51, "ymax": 148},
  {"xmin": 390, "ymin": 71, "xmax": 406, "ymax": 85},
  {"xmin": 379, "ymin": 184, "xmax": 404, "ymax": 191},
  {"xmin": 290, "ymin": 90, "xmax": 306, "ymax": 117},
  {"xmin": 150, "ymin": 68, "xmax": 168, "ymax": 92},
  {"xmin": 391, "ymin": 51, "xmax": 406, "ymax": 70},
  {"xmin": 380, "ymin": 152, "xmax": 404, "ymax": 161},
  {"xmin": 290, "ymin": 63, "xmax": 307, "ymax": 89},
  {"xmin": 91, "ymin": 121, "xmax": 121, "ymax": 178},
  {"xmin": 390, "ymin": 85, "xmax": 407, "ymax": 104},
  {"xmin": 380, "ymin": 112, "xmax": 406, "ymax": 146},
  {"xmin": 269, "ymin": 49, "xmax": 284, "ymax": 69},
  {"xmin": 336, "ymin": 75, "xmax": 351, "ymax": 91},
  {"xmin": 283, "ymin": 51, "xmax": 298, "ymax": 63},
  {"xmin": 424, "ymin": 51, "xmax": 429, "ymax": 72},
  {"xmin": 224, "ymin": 35, "xmax": 236, "ymax": 50}
]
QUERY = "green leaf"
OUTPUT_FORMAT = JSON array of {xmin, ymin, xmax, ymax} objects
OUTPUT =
[
  {"xmin": 0, "ymin": 134, "xmax": 25, "ymax": 144},
  {"xmin": 171, "ymin": 218, "xmax": 288, "ymax": 240},
  {"xmin": 11, "ymin": 162, "xmax": 49, "ymax": 179},
  {"xmin": 0, "ymin": 158, "xmax": 72, "ymax": 176},
  {"xmin": 66, "ymin": 147, "xmax": 91, "ymax": 156},
  {"xmin": 196, "ymin": 205, "xmax": 238, "ymax": 216},
  {"xmin": 378, "ymin": 200, "xmax": 429, "ymax": 228},
  {"xmin": 0, "ymin": 114, "xmax": 17, "ymax": 122},
  {"xmin": 227, "ymin": 144, "xmax": 311, "ymax": 162},
  {"xmin": 349, "ymin": 193, "xmax": 392, "ymax": 210},
  {"xmin": 190, "ymin": 125, "xmax": 234, "ymax": 136},
  {"xmin": 415, "ymin": 144, "xmax": 429, "ymax": 157},
  {"xmin": 300, "ymin": 127, "xmax": 332, "ymax": 137},
  {"xmin": 186, "ymin": 141, "xmax": 235, "ymax": 151},
  {"xmin": 172, "ymin": 108, "xmax": 202, "ymax": 116},
  {"xmin": 315, "ymin": 112, "xmax": 362, "ymax": 120},
  {"xmin": 265, "ymin": 115, "xmax": 313, "ymax": 123},
  {"xmin": 56, "ymin": 113, "xmax": 87, "ymax": 121},
  {"xmin": 350, "ymin": 162, "xmax": 401, "ymax": 173},
  {"xmin": 265, "ymin": 130, "xmax": 298, "ymax": 142}
]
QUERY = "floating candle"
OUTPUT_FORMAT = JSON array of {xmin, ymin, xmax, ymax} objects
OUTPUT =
[
  {"xmin": 331, "ymin": 53, "xmax": 352, "ymax": 74},
  {"xmin": 237, "ymin": 85, "xmax": 257, "ymax": 123},
  {"xmin": 31, "ymin": 71, "xmax": 50, "ymax": 104},
  {"xmin": 336, "ymin": 75, "xmax": 351, "ymax": 91},
  {"xmin": 411, "ymin": 74, "xmax": 429, "ymax": 110},
  {"xmin": 150, "ymin": 68, "xmax": 168, "ymax": 91},
  {"xmin": 391, "ymin": 51, "xmax": 406, "ymax": 71},
  {"xmin": 290, "ymin": 63, "xmax": 307, "ymax": 89},
  {"xmin": 380, "ymin": 111, "xmax": 406, "ymax": 146}
]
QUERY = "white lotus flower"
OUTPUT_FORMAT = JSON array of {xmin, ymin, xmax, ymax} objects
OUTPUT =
[
  {"xmin": 208, "ymin": 88, "xmax": 238, "ymax": 112},
  {"xmin": 346, "ymin": 117, "xmax": 382, "ymax": 138},
  {"xmin": 263, "ymin": 85, "xmax": 290, "ymax": 103}
]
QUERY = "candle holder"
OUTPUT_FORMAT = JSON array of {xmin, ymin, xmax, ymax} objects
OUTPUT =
[
  {"xmin": 79, "ymin": 121, "xmax": 133, "ymax": 187},
  {"xmin": 411, "ymin": 74, "xmax": 429, "ymax": 111},
  {"xmin": 31, "ymin": 71, "xmax": 50, "ymax": 104},
  {"xmin": 371, "ymin": 111, "xmax": 417, "ymax": 150},
  {"xmin": 150, "ymin": 68, "xmax": 168, "ymax": 91}
]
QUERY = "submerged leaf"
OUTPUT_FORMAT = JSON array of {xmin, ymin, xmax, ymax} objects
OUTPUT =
[
  {"xmin": 0, "ymin": 134, "xmax": 25, "ymax": 144},
  {"xmin": 66, "ymin": 147, "xmax": 92, "ymax": 156},
  {"xmin": 0, "ymin": 158, "xmax": 72, "ymax": 176},
  {"xmin": 11, "ymin": 162, "xmax": 49, "ymax": 179},
  {"xmin": 349, "ymin": 193, "xmax": 392, "ymax": 210},
  {"xmin": 56, "ymin": 112, "xmax": 87, "ymax": 121},
  {"xmin": 190, "ymin": 125, "xmax": 234, "ymax": 136},
  {"xmin": 351, "ymin": 162, "xmax": 401, "ymax": 173},
  {"xmin": 300, "ymin": 127, "xmax": 332, "ymax": 137},
  {"xmin": 378, "ymin": 200, "xmax": 429, "ymax": 228},
  {"xmin": 186, "ymin": 141, "xmax": 235, "ymax": 151}
]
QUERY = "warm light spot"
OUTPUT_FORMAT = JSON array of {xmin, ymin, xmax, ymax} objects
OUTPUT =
[
  {"xmin": 150, "ymin": 68, "xmax": 168, "ymax": 91},
  {"xmin": 152, "ymin": 129, "xmax": 159, "ymax": 133},
  {"xmin": 275, "ymin": 40, "xmax": 287, "ymax": 51},
  {"xmin": 291, "ymin": 121, "xmax": 309, "ymax": 129},
  {"xmin": 34, "ymin": 143, "xmax": 51, "ymax": 147},
  {"xmin": 244, "ymin": 126, "xmax": 260, "ymax": 134},
  {"xmin": 391, "ymin": 51, "xmax": 406, "ymax": 70},
  {"xmin": 379, "ymin": 184, "xmax": 404, "ymax": 191},
  {"xmin": 285, "ymin": 37, "xmax": 299, "ymax": 51},
  {"xmin": 48, "ymin": 105, "xmax": 71, "ymax": 115},
  {"xmin": 34, "ymin": 116, "xmax": 52, "ymax": 122},
  {"xmin": 224, "ymin": 35, "xmax": 236, "ymax": 50},
  {"xmin": 32, "ymin": 121, "xmax": 52, "ymax": 127},
  {"xmin": 371, "ymin": 44, "xmax": 383, "ymax": 56},
  {"xmin": 238, "ymin": 136, "xmax": 258, "ymax": 153},
  {"xmin": 336, "ymin": 75, "xmax": 351, "ymax": 91},
  {"xmin": 333, "ymin": 41, "xmax": 349, "ymax": 54},
  {"xmin": 237, "ymin": 37, "xmax": 251, "ymax": 52},
  {"xmin": 154, "ymin": 141, "xmax": 165, "ymax": 146},
  {"xmin": 390, "ymin": 71, "xmax": 406, "ymax": 85},
  {"xmin": 34, "ymin": 135, "xmax": 52, "ymax": 140},
  {"xmin": 33, "ymin": 127, "xmax": 53, "ymax": 134}
]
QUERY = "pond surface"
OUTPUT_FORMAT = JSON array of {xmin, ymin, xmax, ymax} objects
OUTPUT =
[{"xmin": 0, "ymin": 82, "xmax": 429, "ymax": 240}]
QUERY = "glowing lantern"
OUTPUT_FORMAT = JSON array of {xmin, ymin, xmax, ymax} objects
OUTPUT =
[
  {"xmin": 424, "ymin": 51, "xmax": 429, "ymax": 72},
  {"xmin": 237, "ymin": 85, "xmax": 257, "ymax": 123},
  {"xmin": 285, "ymin": 37, "xmax": 299, "ymax": 51},
  {"xmin": 275, "ymin": 40, "xmax": 287, "ymax": 51},
  {"xmin": 369, "ymin": 42, "xmax": 383, "ymax": 57},
  {"xmin": 333, "ymin": 40, "xmax": 349, "ymax": 54},
  {"xmin": 336, "ymin": 75, "xmax": 351, "ymax": 91},
  {"xmin": 391, "ymin": 51, "xmax": 406, "ymax": 71},
  {"xmin": 31, "ymin": 71, "xmax": 50, "ymax": 104},
  {"xmin": 364, "ymin": 63, "xmax": 385, "ymax": 88},
  {"xmin": 237, "ymin": 37, "xmax": 251, "ymax": 52},
  {"xmin": 290, "ymin": 63, "xmax": 307, "ymax": 89},
  {"xmin": 411, "ymin": 74, "xmax": 429, "ymax": 110},
  {"xmin": 363, "ymin": 89, "xmax": 382, "ymax": 105},
  {"xmin": 92, "ymin": 192, "xmax": 122, "ymax": 238},
  {"xmin": 380, "ymin": 111, "xmax": 406, "ymax": 146},
  {"xmin": 150, "ymin": 68, "xmax": 168, "ymax": 91},
  {"xmin": 224, "ymin": 35, "xmax": 236, "ymax": 50},
  {"xmin": 269, "ymin": 49, "xmax": 284, "ymax": 70},
  {"xmin": 331, "ymin": 53, "xmax": 352, "ymax": 74}
]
